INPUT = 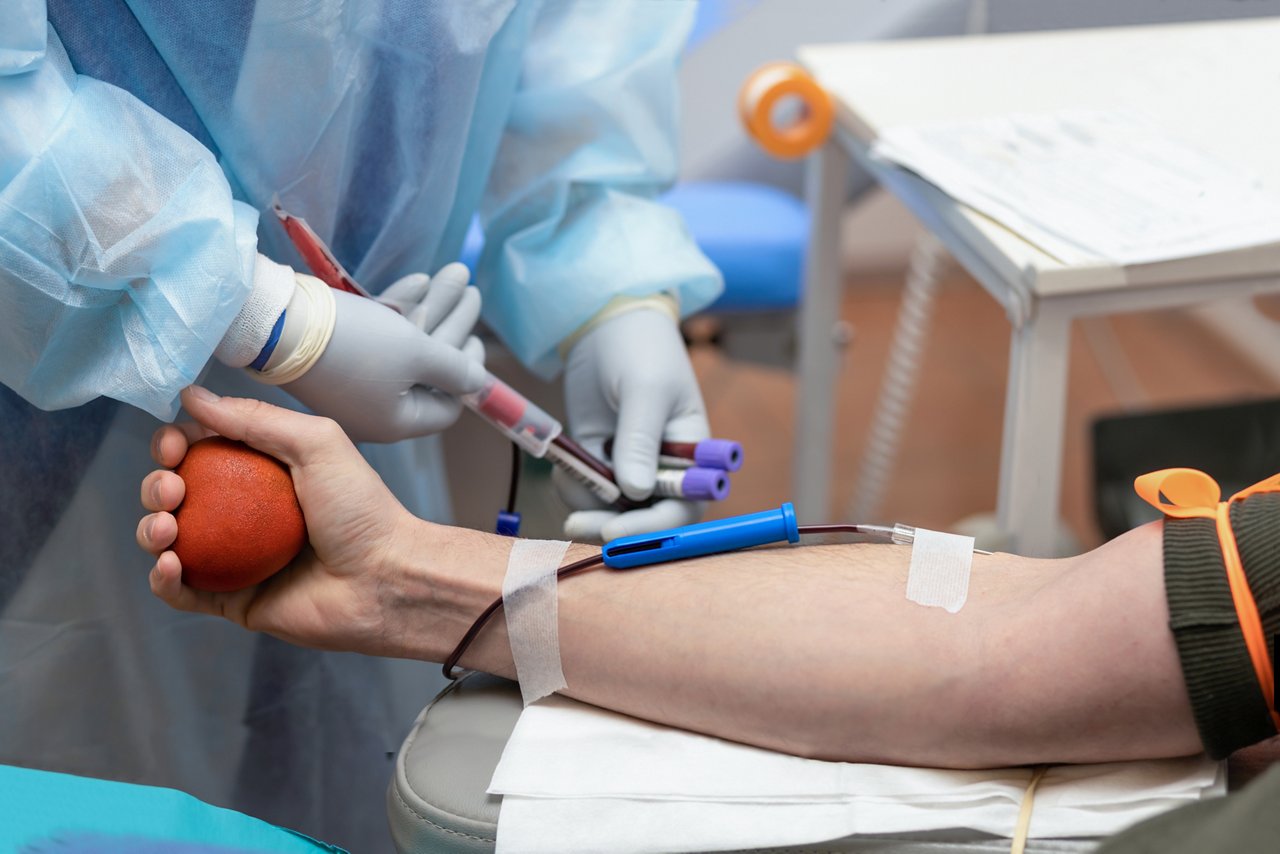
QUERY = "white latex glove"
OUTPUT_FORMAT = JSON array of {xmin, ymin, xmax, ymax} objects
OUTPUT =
[
  {"xmin": 557, "ymin": 308, "xmax": 710, "ymax": 542},
  {"xmin": 275, "ymin": 263, "xmax": 486, "ymax": 443}
]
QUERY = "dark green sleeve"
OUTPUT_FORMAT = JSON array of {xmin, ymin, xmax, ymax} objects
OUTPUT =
[
  {"xmin": 1097, "ymin": 763, "xmax": 1280, "ymax": 853},
  {"xmin": 1162, "ymin": 501, "xmax": 1276, "ymax": 759}
]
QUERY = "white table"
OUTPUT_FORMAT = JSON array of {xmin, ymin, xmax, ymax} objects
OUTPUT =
[{"xmin": 792, "ymin": 17, "xmax": 1280, "ymax": 555}]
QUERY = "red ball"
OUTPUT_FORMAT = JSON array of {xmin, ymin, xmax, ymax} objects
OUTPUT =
[{"xmin": 172, "ymin": 437, "xmax": 307, "ymax": 592}]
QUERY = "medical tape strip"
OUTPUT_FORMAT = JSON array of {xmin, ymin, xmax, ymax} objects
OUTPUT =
[
  {"xmin": 254, "ymin": 274, "xmax": 337, "ymax": 386},
  {"xmin": 503, "ymin": 538, "xmax": 572, "ymax": 706},
  {"xmin": 905, "ymin": 528, "xmax": 975, "ymax": 613}
]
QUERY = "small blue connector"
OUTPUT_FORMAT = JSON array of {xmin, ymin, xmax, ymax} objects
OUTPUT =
[
  {"xmin": 602, "ymin": 503, "xmax": 799, "ymax": 569},
  {"xmin": 496, "ymin": 510, "xmax": 522, "ymax": 537}
]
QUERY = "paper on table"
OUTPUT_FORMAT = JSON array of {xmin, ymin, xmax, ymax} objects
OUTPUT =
[
  {"xmin": 489, "ymin": 696, "xmax": 1225, "ymax": 854},
  {"xmin": 871, "ymin": 110, "xmax": 1280, "ymax": 267}
]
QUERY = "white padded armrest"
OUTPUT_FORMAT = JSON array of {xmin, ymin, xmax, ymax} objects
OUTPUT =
[{"xmin": 387, "ymin": 675, "xmax": 1100, "ymax": 854}]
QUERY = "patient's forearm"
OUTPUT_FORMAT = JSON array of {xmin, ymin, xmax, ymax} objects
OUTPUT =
[{"xmin": 393, "ymin": 520, "xmax": 1199, "ymax": 767}]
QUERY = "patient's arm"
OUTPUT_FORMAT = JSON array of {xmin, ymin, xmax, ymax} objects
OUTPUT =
[
  {"xmin": 138, "ymin": 388, "xmax": 1200, "ymax": 768},
  {"xmin": 404, "ymin": 520, "xmax": 1197, "ymax": 768}
]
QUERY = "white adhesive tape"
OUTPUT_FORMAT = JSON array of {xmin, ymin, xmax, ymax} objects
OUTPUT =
[
  {"xmin": 503, "ymin": 538, "xmax": 572, "ymax": 706},
  {"xmin": 905, "ymin": 528, "xmax": 974, "ymax": 613}
]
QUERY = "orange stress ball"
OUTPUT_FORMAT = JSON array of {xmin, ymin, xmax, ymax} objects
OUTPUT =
[{"xmin": 172, "ymin": 437, "xmax": 307, "ymax": 592}]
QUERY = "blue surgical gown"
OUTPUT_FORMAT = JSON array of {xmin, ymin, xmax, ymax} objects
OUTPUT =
[{"xmin": 0, "ymin": 1, "xmax": 720, "ymax": 850}]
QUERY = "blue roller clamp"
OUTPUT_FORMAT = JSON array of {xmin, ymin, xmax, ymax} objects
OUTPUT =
[{"xmin": 603, "ymin": 503, "xmax": 799, "ymax": 569}]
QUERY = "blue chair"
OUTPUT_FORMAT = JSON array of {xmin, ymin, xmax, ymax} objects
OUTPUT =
[
  {"xmin": 459, "ymin": 180, "xmax": 808, "ymax": 319},
  {"xmin": 662, "ymin": 181, "xmax": 808, "ymax": 313}
]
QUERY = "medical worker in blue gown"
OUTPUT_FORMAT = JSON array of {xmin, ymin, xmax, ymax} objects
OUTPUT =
[{"xmin": 0, "ymin": 1, "xmax": 722, "ymax": 850}]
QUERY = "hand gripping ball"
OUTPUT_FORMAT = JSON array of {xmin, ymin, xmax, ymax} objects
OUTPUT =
[{"xmin": 172, "ymin": 437, "xmax": 307, "ymax": 592}]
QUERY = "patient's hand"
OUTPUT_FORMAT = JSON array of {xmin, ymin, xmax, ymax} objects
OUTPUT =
[{"xmin": 137, "ymin": 385, "xmax": 430, "ymax": 656}]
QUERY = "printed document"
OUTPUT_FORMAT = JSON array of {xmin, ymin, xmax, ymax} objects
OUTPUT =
[{"xmin": 872, "ymin": 111, "xmax": 1280, "ymax": 266}]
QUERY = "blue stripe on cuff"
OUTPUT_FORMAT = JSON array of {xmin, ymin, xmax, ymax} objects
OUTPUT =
[{"xmin": 249, "ymin": 310, "xmax": 287, "ymax": 372}]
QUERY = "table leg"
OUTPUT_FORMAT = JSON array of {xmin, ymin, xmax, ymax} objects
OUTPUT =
[
  {"xmin": 996, "ymin": 304, "xmax": 1072, "ymax": 557},
  {"xmin": 794, "ymin": 142, "xmax": 849, "ymax": 521}
]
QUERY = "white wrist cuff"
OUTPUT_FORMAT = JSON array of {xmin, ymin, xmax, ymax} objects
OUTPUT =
[
  {"xmin": 214, "ymin": 253, "xmax": 297, "ymax": 368},
  {"xmin": 558, "ymin": 292, "xmax": 681, "ymax": 360},
  {"xmin": 253, "ymin": 274, "xmax": 337, "ymax": 386}
]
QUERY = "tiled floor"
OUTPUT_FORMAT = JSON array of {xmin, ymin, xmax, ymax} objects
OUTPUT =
[{"xmin": 445, "ymin": 268, "xmax": 1280, "ymax": 552}]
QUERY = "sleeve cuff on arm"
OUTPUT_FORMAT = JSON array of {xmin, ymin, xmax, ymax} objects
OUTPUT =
[
  {"xmin": 213, "ymin": 253, "xmax": 297, "ymax": 368},
  {"xmin": 1165, "ymin": 494, "xmax": 1280, "ymax": 758}
]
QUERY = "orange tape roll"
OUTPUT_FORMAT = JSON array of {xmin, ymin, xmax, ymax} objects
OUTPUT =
[{"xmin": 738, "ymin": 62, "xmax": 834, "ymax": 159}]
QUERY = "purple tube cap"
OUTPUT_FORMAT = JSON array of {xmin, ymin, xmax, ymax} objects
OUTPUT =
[
  {"xmin": 694, "ymin": 438, "xmax": 744, "ymax": 472},
  {"xmin": 683, "ymin": 467, "xmax": 731, "ymax": 501}
]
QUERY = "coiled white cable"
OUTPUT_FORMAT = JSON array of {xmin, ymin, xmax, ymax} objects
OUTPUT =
[{"xmin": 848, "ymin": 232, "xmax": 947, "ymax": 522}]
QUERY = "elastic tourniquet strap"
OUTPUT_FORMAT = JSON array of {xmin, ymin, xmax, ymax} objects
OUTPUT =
[
  {"xmin": 1009, "ymin": 765, "xmax": 1048, "ymax": 854},
  {"xmin": 1135, "ymin": 468, "xmax": 1280, "ymax": 730}
]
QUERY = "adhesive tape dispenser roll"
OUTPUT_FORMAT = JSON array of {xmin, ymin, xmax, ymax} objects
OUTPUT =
[{"xmin": 738, "ymin": 62, "xmax": 834, "ymax": 159}]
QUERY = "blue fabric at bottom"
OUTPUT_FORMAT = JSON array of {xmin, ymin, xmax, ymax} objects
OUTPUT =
[{"xmin": 0, "ymin": 765, "xmax": 343, "ymax": 853}]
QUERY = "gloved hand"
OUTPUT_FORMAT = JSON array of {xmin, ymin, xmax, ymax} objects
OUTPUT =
[
  {"xmin": 557, "ymin": 306, "xmax": 710, "ymax": 542},
  {"xmin": 268, "ymin": 263, "xmax": 486, "ymax": 443}
]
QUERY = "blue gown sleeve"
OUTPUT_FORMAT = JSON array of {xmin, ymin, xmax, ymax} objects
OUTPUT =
[
  {"xmin": 477, "ymin": 0, "xmax": 724, "ymax": 377},
  {"xmin": 0, "ymin": 20, "xmax": 258, "ymax": 420},
  {"xmin": 0, "ymin": 0, "xmax": 47, "ymax": 74}
]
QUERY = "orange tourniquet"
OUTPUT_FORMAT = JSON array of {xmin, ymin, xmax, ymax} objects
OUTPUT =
[{"xmin": 1135, "ymin": 468, "xmax": 1280, "ymax": 730}]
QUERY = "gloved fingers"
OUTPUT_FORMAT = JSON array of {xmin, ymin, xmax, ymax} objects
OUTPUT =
[
  {"xmin": 428, "ymin": 286, "xmax": 482, "ymax": 349},
  {"xmin": 378, "ymin": 272, "xmax": 432, "ymax": 315},
  {"xmin": 413, "ymin": 336, "xmax": 487, "ymax": 396},
  {"xmin": 137, "ymin": 510, "xmax": 178, "ymax": 555},
  {"xmin": 140, "ymin": 469, "xmax": 186, "ymax": 512},
  {"xmin": 610, "ymin": 386, "xmax": 679, "ymax": 501},
  {"xmin": 600, "ymin": 499, "xmax": 704, "ymax": 542},
  {"xmin": 462, "ymin": 335, "xmax": 486, "ymax": 367},
  {"xmin": 552, "ymin": 464, "xmax": 610, "ymax": 513},
  {"xmin": 562, "ymin": 499, "xmax": 705, "ymax": 542},
  {"xmin": 400, "ymin": 386, "xmax": 465, "ymax": 435},
  {"xmin": 612, "ymin": 377, "xmax": 712, "ymax": 500},
  {"xmin": 411, "ymin": 262, "xmax": 471, "ymax": 332},
  {"xmin": 563, "ymin": 509, "xmax": 619, "ymax": 543},
  {"xmin": 658, "ymin": 407, "xmax": 712, "ymax": 445}
]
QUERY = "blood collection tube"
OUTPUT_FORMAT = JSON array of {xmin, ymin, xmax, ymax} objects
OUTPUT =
[
  {"xmin": 652, "ymin": 467, "xmax": 731, "ymax": 501},
  {"xmin": 544, "ymin": 441, "xmax": 623, "ymax": 506},
  {"xmin": 604, "ymin": 438, "xmax": 744, "ymax": 472},
  {"xmin": 688, "ymin": 439, "xmax": 743, "ymax": 472},
  {"xmin": 461, "ymin": 374, "xmax": 628, "ymax": 507},
  {"xmin": 461, "ymin": 373, "xmax": 561, "ymax": 457}
]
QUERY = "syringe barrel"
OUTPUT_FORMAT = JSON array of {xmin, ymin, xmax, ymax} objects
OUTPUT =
[{"xmin": 462, "ymin": 373, "xmax": 561, "ymax": 457}]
